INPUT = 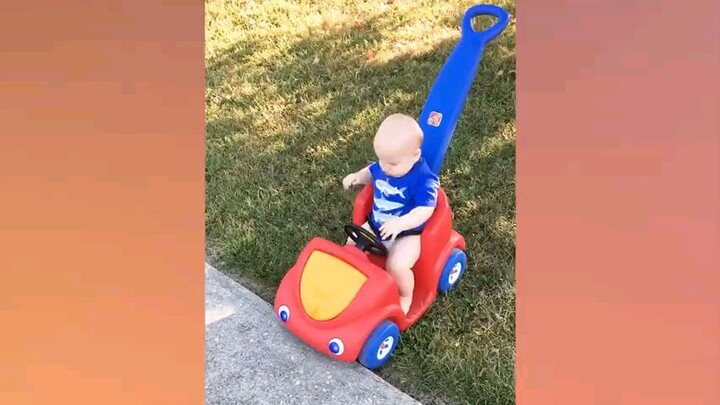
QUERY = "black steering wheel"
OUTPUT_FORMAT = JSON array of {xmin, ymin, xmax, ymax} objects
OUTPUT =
[{"xmin": 344, "ymin": 223, "xmax": 388, "ymax": 256}]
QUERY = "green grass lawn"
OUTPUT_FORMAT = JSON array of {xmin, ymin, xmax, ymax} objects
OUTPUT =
[{"xmin": 205, "ymin": 1, "xmax": 515, "ymax": 404}]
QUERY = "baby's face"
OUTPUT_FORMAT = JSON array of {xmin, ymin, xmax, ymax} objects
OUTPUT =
[
  {"xmin": 372, "ymin": 113, "xmax": 423, "ymax": 177},
  {"xmin": 374, "ymin": 140, "xmax": 420, "ymax": 178}
]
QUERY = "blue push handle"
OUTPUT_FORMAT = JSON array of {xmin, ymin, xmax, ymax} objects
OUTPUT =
[{"xmin": 419, "ymin": 4, "xmax": 510, "ymax": 176}]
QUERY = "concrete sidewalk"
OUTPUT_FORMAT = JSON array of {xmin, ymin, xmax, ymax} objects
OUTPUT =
[{"xmin": 205, "ymin": 263, "xmax": 421, "ymax": 405}]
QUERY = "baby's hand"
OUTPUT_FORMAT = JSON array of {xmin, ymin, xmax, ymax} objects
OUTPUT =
[
  {"xmin": 342, "ymin": 165, "xmax": 372, "ymax": 190},
  {"xmin": 379, "ymin": 217, "xmax": 407, "ymax": 240},
  {"xmin": 342, "ymin": 173, "xmax": 360, "ymax": 190}
]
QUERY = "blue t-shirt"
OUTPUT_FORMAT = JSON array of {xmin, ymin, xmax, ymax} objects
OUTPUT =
[{"xmin": 368, "ymin": 157, "xmax": 440, "ymax": 238}]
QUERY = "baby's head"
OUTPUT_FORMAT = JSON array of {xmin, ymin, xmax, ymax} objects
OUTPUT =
[{"xmin": 373, "ymin": 113, "xmax": 424, "ymax": 178}]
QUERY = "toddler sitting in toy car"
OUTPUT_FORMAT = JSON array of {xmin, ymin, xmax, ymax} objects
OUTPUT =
[{"xmin": 342, "ymin": 113, "xmax": 440, "ymax": 314}]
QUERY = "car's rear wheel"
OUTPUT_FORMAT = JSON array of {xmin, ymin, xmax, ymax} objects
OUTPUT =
[
  {"xmin": 438, "ymin": 248, "xmax": 467, "ymax": 293},
  {"xmin": 357, "ymin": 320, "xmax": 400, "ymax": 370}
]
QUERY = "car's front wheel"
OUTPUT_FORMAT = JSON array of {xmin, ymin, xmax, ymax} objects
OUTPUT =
[{"xmin": 357, "ymin": 320, "xmax": 400, "ymax": 370}]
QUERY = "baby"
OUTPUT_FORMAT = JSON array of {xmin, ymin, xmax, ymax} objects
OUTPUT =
[{"xmin": 342, "ymin": 113, "xmax": 440, "ymax": 314}]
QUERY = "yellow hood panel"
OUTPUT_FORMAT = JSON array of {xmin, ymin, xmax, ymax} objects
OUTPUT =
[{"xmin": 300, "ymin": 251, "xmax": 367, "ymax": 321}]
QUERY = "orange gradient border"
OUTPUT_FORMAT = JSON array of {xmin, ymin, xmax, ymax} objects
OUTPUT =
[
  {"xmin": 517, "ymin": 1, "xmax": 720, "ymax": 404},
  {"xmin": 0, "ymin": 2, "xmax": 205, "ymax": 404}
]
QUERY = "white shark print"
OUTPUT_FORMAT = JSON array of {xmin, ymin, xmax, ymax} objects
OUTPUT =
[
  {"xmin": 375, "ymin": 179, "xmax": 406, "ymax": 198},
  {"xmin": 372, "ymin": 210, "xmax": 400, "ymax": 224},
  {"xmin": 374, "ymin": 196, "xmax": 405, "ymax": 212}
]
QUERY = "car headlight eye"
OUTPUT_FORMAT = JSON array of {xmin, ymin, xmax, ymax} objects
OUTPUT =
[
  {"xmin": 278, "ymin": 305, "xmax": 290, "ymax": 322},
  {"xmin": 328, "ymin": 338, "xmax": 344, "ymax": 355}
]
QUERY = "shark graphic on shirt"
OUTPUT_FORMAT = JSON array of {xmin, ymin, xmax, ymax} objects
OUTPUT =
[
  {"xmin": 374, "ymin": 196, "xmax": 405, "ymax": 212},
  {"xmin": 371, "ymin": 210, "xmax": 400, "ymax": 224},
  {"xmin": 375, "ymin": 179, "xmax": 407, "ymax": 198}
]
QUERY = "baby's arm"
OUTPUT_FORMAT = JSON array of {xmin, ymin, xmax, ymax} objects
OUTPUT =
[
  {"xmin": 378, "ymin": 206, "xmax": 434, "ymax": 239},
  {"xmin": 353, "ymin": 165, "xmax": 373, "ymax": 185},
  {"xmin": 342, "ymin": 164, "xmax": 373, "ymax": 189},
  {"xmin": 397, "ymin": 206, "xmax": 435, "ymax": 229},
  {"xmin": 400, "ymin": 175, "xmax": 440, "ymax": 228}
]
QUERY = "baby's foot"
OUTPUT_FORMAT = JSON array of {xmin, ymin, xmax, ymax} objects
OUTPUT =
[{"xmin": 399, "ymin": 295, "xmax": 412, "ymax": 315}]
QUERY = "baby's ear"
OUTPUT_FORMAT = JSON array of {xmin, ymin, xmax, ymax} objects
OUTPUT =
[{"xmin": 413, "ymin": 148, "xmax": 422, "ymax": 159}]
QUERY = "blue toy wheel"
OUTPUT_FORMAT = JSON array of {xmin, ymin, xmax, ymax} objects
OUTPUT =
[
  {"xmin": 438, "ymin": 248, "xmax": 467, "ymax": 293},
  {"xmin": 357, "ymin": 320, "xmax": 400, "ymax": 370}
]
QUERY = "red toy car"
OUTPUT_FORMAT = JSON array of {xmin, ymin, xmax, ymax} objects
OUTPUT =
[{"xmin": 273, "ymin": 185, "xmax": 466, "ymax": 369}]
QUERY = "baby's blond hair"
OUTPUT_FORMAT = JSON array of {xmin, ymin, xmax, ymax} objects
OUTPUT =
[{"xmin": 375, "ymin": 113, "xmax": 423, "ymax": 149}]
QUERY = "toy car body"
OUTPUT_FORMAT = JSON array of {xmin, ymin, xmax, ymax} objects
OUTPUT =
[{"xmin": 274, "ymin": 185, "xmax": 466, "ymax": 368}]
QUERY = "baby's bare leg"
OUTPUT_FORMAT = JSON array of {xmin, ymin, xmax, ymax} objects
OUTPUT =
[
  {"xmin": 386, "ymin": 235, "xmax": 421, "ymax": 315},
  {"xmin": 346, "ymin": 222, "xmax": 375, "ymax": 245}
]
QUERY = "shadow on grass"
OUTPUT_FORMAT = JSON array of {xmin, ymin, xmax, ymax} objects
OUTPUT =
[{"xmin": 206, "ymin": 11, "xmax": 515, "ymax": 405}]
